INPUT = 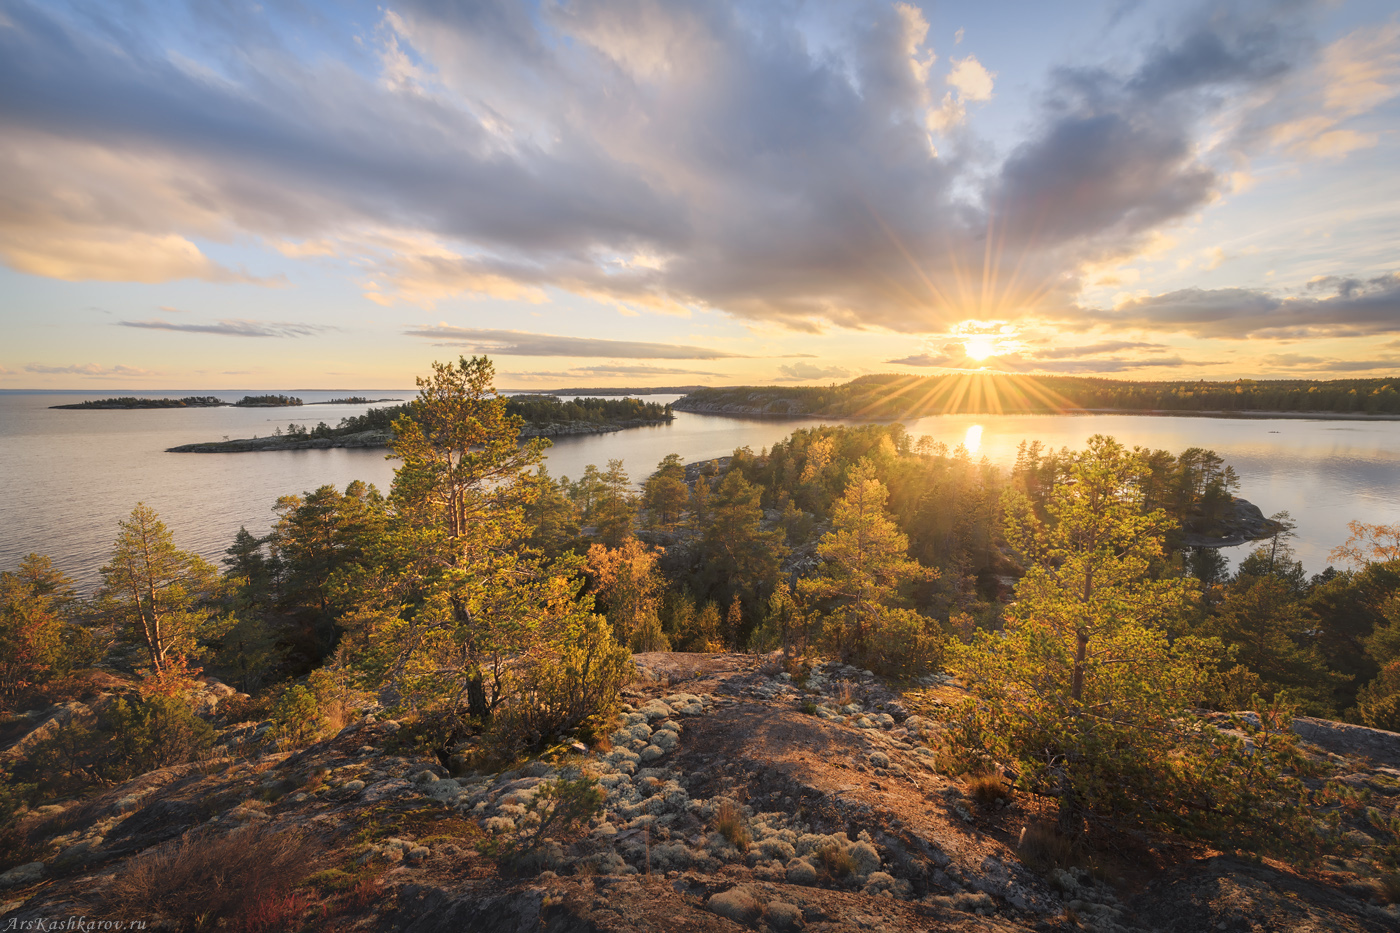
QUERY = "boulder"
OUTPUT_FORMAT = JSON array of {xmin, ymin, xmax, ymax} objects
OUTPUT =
[{"xmin": 0, "ymin": 862, "xmax": 44, "ymax": 889}]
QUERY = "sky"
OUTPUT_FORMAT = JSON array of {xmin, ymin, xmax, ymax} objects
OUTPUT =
[{"xmin": 0, "ymin": 0, "xmax": 1398, "ymax": 390}]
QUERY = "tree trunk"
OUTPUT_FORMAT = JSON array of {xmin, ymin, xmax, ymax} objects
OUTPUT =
[
  {"xmin": 466, "ymin": 673, "xmax": 489, "ymax": 719},
  {"xmin": 1071, "ymin": 629, "xmax": 1088, "ymax": 703}
]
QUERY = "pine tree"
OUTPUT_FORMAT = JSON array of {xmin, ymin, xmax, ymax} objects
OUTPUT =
[
  {"xmin": 377, "ymin": 357, "xmax": 610, "ymax": 722},
  {"xmin": 642, "ymin": 453, "xmax": 689, "ymax": 529},
  {"xmin": 950, "ymin": 436, "xmax": 1217, "ymax": 828},
  {"xmin": 0, "ymin": 555, "xmax": 93, "ymax": 702},
  {"xmin": 99, "ymin": 504, "xmax": 219, "ymax": 675},
  {"xmin": 594, "ymin": 459, "xmax": 635, "ymax": 546},
  {"xmin": 699, "ymin": 470, "xmax": 787, "ymax": 634},
  {"xmin": 800, "ymin": 460, "xmax": 932, "ymax": 666}
]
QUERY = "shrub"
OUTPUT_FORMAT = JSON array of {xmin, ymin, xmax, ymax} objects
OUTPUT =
[
  {"xmin": 814, "ymin": 843, "xmax": 857, "ymax": 879},
  {"xmin": 271, "ymin": 685, "xmax": 328, "ymax": 748},
  {"xmin": 21, "ymin": 693, "xmax": 214, "ymax": 799},
  {"xmin": 489, "ymin": 615, "xmax": 631, "ymax": 756},
  {"xmin": 105, "ymin": 825, "xmax": 316, "ymax": 928}
]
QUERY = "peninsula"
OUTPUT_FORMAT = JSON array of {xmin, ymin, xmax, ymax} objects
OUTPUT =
[{"xmin": 167, "ymin": 394, "xmax": 673, "ymax": 452}]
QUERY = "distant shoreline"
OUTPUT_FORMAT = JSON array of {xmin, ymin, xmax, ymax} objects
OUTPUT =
[{"xmin": 670, "ymin": 399, "xmax": 1400, "ymax": 422}]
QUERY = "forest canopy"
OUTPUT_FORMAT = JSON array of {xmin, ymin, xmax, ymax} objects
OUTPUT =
[{"xmin": 676, "ymin": 373, "xmax": 1400, "ymax": 417}]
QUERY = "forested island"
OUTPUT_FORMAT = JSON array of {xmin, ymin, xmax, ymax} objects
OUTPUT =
[
  {"xmin": 6, "ymin": 356, "xmax": 1400, "ymax": 930},
  {"xmin": 233, "ymin": 394, "xmax": 302, "ymax": 407},
  {"xmin": 49, "ymin": 396, "xmax": 225, "ymax": 410},
  {"xmin": 166, "ymin": 392, "xmax": 673, "ymax": 452},
  {"xmin": 51, "ymin": 394, "xmax": 304, "ymax": 410},
  {"xmin": 306, "ymin": 397, "xmax": 403, "ymax": 405},
  {"xmin": 675, "ymin": 373, "xmax": 1400, "ymax": 418}
]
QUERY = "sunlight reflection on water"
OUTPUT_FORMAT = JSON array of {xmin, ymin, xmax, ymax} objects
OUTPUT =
[{"xmin": 964, "ymin": 423, "xmax": 983, "ymax": 454}]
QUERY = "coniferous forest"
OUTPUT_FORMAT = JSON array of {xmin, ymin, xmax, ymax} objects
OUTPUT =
[
  {"xmin": 6, "ymin": 357, "xmax": 1400, "ymax": 925},
  {"xmin": 676, "ymin": 373, "xmax": 1400, "ymax": 417}
]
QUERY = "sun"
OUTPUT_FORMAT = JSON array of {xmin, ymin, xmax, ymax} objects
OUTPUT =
[{"xmin": 963, "ymin": 336, "xmax": 997, "ymax": 361}]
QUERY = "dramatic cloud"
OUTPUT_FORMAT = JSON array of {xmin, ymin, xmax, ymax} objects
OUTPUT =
[
  {"xmin": 117, "ymin": 319, "xmax": 335, "ymax": 338},
  {"xmin": 405, "ymin": 325, "xmax": 744, "ymax": 359},
  {"xmin": 1090, "ymin": 273, "xmax": 1400, "ymax": 338},
  {"xmin": 0, "ymin": 0, "xmax": 1391, "ymax": 339}
]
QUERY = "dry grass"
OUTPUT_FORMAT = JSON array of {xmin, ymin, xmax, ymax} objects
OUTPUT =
[
  {"xmin": 966, "ymin": 773, "xmax": 1007, "ymax": 808},
  {"xmin": 715, "ymin": 799, "xmax": 750, "ymax": 852},
  {"xmin": 833, "ymin": 679, "xmax": 858, "ymax": 706},
  {"xmin": 1017, "ymin": 821, "xmax": 1080, "ymax": 874},
  {"xmin": 105, "ymin": 824, "xmax": 317, "ymax": 928},
  {"xmin": 1381, "ymin": 871, "xmax": 1400, "ymax": 905},
  {"xmin": 323, "ymin": 700, "xmax": 356, "ymax": 736}
]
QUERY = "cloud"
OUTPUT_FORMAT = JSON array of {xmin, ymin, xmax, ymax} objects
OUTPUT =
[
  {"xmin": 1260, "ymin": 22, "xmax": 1400, "ymax": 159},
  {"xmin": 1036, "ymin": 340, "xmax": 1168, "ymax": 358},
  {"xmin": 0, "ymin": 0, "xmax": 1390, "ymax": 334},
  {"xmin": 25, "ymin": 363, "xmax": 155, "ymax": 376},
  {"xmin": 405, "ymin": 325, "xmax": 744, "ymax": 359},
  {"xmin": 1089, "ymin": 272, "xmax": 1400, "ymax": 338},
  {"xmin": 117, "ymin": 319, "xmax": 335, "ymax": 338},
  {"xmin": 887, "ymin": 342, "xmax": 967, "ymax": 367},
  {"xmin": 508, "ymin": 364, "xmax": 721, "ymax": 379},
  {"xmin": 774, "ymin": 362, "xmax": 851, "ymax": 382},
  {"xmin": 1260, "ymin": 353, "xmax": 1400, "ymax": 373},
  {"xmin": 946, "ymin": 55, "xmax": 995, "ymax": 102},
  {"xmin": 992, "ymin": 355, "xmax": 1220, "ymax": 374}
]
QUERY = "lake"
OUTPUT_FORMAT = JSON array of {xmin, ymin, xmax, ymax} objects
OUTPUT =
[{"xmin": 3, "ymin": 390, "xmax": 1398, "ymax": 587}]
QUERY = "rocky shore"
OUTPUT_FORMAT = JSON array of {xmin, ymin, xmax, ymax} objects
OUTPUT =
[
  {"xmin": 167, "ymin": 418, "xmax": 669, "ymax": 453},
  {"xmin": 3, "ymin": 654, "xmax": 1398, "ymax": 931},
  {"xmin": 673, "ymin": 394, "xmax": 1400, "ymax": 422},
  {"xmin": 1179, "ymin": 497, "xmax": 1284, "ymax": 548},
  {"xmin": 166, "ymin": 429, "xmax": 395, "ymax": 453}
]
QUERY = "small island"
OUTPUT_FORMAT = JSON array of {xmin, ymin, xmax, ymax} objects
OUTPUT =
[
  {"xmin": 306, "ymin": 397, "xmax": 404, "ymax": 405},
  {"xmin": 51, "ymin": 394, "xmax": 305, "ymax": 410},
  {"xmin": 167, "ymin": 395, "xmax": 673, "ymax": 452},
  {"xmin": 50, "ymin": 396, "xmax": 225, "ymax": 410},
  {"xmin": 232, "ymin": 394, "xmax": 302, "ymax": 407}
]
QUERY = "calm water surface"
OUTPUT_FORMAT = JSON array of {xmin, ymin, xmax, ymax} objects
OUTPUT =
[{"xmin": 3, "ymin": 390, "xmax": 1398, "ymax": 587}]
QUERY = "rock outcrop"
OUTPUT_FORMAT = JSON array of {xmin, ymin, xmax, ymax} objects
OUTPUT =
[{"xmin": 3, "ymin": 657, "xmax": 1397, "ymax": 931}]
